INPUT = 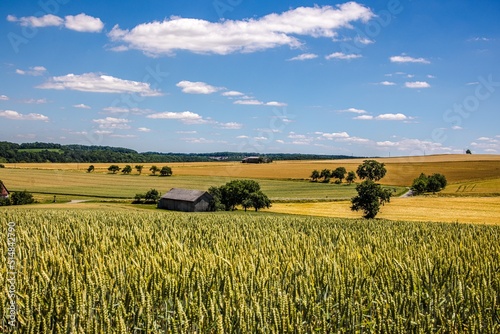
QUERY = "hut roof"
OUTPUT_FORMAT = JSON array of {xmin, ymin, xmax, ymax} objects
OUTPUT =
[{"xmin": 161, "ymin": 188, "xmax": 210, "ymax": 202}]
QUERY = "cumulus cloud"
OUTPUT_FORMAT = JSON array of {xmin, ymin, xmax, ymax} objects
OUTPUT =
[
  {"xmin": 37, "ymin": 73, "xmax": 162, "ymax": 96},
  {"xmin": 8, "ymin": 13, "xmax": 103, "ymax": 32},
  {"xmin": 353, "ymin": 115, "xmax": 374, "ymax": 120},
  {"xmin": 73, "ymin": 103, "xmax": 91, "ymax": 109},
  {"xmin": 376, "ymin": 113, "xmax": 408, "ymax": 121},
  {"xmin": 354, "ymin": 113, "xmax": 409, "ymax": 121},
  {"xmin": 64, "ymin": 13, "xmax": 104, "ymax": 33},
  {"xmin": 378, "ymin": 81, "xmax": 396, "ymax": 86},
  {"xmin": 390, "ymin": 55, "xmax": 430, "ymax": 64},
  {"xmin": 325, "ymin": 52, "xmax": 361, "ymax": 60},
  {"xmin": 137, "ymin": 127, "xmax": 151, "ymax": 132},
  {"xmin": 0, "ymin": 109, "xmax": 49, "ymax": 121},
  {"xmin": 288, "ymin": 53, "xmax": 318, "ymax": 61},
  {"xmin": 405, "ymin": 81, "xmax": 431, "ymax": 89},
  {"xmin": 22, "ymin": 98, "xmax": 48, "ymax": 104},
  {"xmin": 93, "ymin": 117, "xmax": 131, "ymax": 130},
  {"xmin": 322, "ymin": 132, "xmax": 350, "ymax": 139},
  {"xmin": 108, "ymin": 3, "xmax": 374, "ymax": 56},
  {"xmin": 176, "ymin": 81, "xmax": 222, "ymax": 94},
  {"xmin": 147, "ymin": 111, "xmax": 205, "ymax": 124},
  {"xmin": 16, "ymin": 66, "xmax": 47, "ymax": 76},
  {"xmin": 222, "ymin": 91, "xmax": 244, "ymax": 97},
  {"xmin": 376, "ymin": 138, "xmax": 452, "ymax": 153},
  {"xmin": 0, "ymin": 95, "xmax": 9, "ymax": 100},
  {"xmin": 234, "ymin": 99, "xmax": 287, "ymax": 106},
  {"xmin": 451, "ymin": 125, "xmax": 463, "ymax": 130},
  {"xmin": 337, "ymin": 108, "xmax": 366, "ymax": 114},
  {"xmin": 217, "ymin": 122, "xmax": 243, "ymax": 129}
]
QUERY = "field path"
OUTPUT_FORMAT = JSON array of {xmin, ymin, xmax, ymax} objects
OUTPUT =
[
  {"xmin": 400, "ymin": 188, "xmax": 414, "ymax": 198},
  {"xmin": 69, "ymin": 200, "xmax": 88, "ymax": 204}
]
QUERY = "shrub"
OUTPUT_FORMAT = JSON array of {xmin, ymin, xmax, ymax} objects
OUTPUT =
[{"xmin": 10, "ymin": 190, "xmax": 35, "ymax": 205}]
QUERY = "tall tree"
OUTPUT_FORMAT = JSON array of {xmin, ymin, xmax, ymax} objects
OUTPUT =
[
  {"xmin": 87, "ymin": 165, "xmax": 94, "ymax": 173},
  {"xmin": 346, "ymin": 171, "xmax": 357, "ymax": 185},
  {"xmin": 108, "ymin": 165, "xmax": 121, "ymax": 174},
  {"xmin": 332, "ymin": 167, "xmax": 347, "ymax": 183},
  {"xmin": 351, "ymin": 180, "xmax": 392, "ymax": 219},
  {"xmin": 320, "ymin": 169, "xmax": 331, "ymax": 183},
  {"xmin": 310, "ymin": 169, "xmax": 320, "ymax": 182},
  {"xmin": 122, "ymin": 165, "xmax": 132, "ymax": 174},
  {"xmin": 149, "ymin": 165, "xmax": 159, "ymax": 175},
  {"xmin": 160, "ymin": 166, "xmax": 172, "ymax": 176},
  {"xmin": 356, "ymin": 160, "xmax": 387, "ymax": 181},
  {"xmin": 135, "ymin": 165, "xmax": 144, "ymax": 174}
]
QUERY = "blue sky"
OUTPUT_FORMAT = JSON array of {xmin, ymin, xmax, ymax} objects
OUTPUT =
[{"xmin": 1, "ymin": 0, "xmax": 499, "ymax": 156}]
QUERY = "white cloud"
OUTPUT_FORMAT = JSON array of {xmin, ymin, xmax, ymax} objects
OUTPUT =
[
  {"xmin": 288, "ymin": 132, "xmax": 307, "ymax": 139},
  {"xmin": 355, "ymin": 36, "xmax": 374, "ymax": 45},
  {"xmin": 451, "ymin": 125, "xmax": 463, "ymax": 130},
  {"xmin": 73, "ymin": 103, "xmax": 91, "ymax": 109},
  {"xmin": 93, "ymin": 117, "xmax": 131, "ymax": 130},
  {"xmin": 110, "ymin": 134, "xmax": 137, "ymax": 138},
  {"xmin": 22, "ymin": 98, "xmax": 48, "ymax": 104},
  {"xmin": 266, "ymin": 101, "xmax": 287, "ymax": 107},
  {"xmin": 376, "ymin": 113, "xmax": 408, "ymax": 121},
  {"xmin": 177, "ymin": 130, "xmax": 197, "ymax": 134},
  {"xmin": 234, "ymin": 100, "xmax": 262, "ymax": 105},
  {"xmin": 0, "ymin": 95, "xmax": 9, "ymax": 100},
  {"xmin": 16, "ymin": 66, "xmax": 47, "ymax": 76},
  {"xmin": 8, "ymin": 14, "xmax": 63, "ymax": 27},
  {"xmin": 337, "ymin": 107, "xmax": 366, "ymax": 114},
  {"xmin": 0, "ymin": 109, "xmax": 49, "ymax": 121},
  {"xmin": 236, "ymin": 135, "xmax": 249, "ymax": 139},
  {"xmin": 234, "ymin": 99, "xmax": 287, "ymax": 106},
  {"xmin": 147, "ymin": 111, "xmax": 205, "ymax": 124},
  {"xmin": 8, "ymin": 13, "xmax": 103, "ymax": 32},
  {"xmin": 376, "ymin": 138, "xmax": 453, "ymax": 153},
  {"xmin": 325, "ymin": 52, "xmax": 361, "ymax": 60},
  {"xmin": 108, "ymin": 3, "xmax": 374, "ymax": 56},
  {"xmin": 217, "ymin": 122, "xmax": 242, "ymax": 129},
  {"xmin": 378, "ymin": 81, "xmax": 396, "ymax": 86},
  {"xmin": 276, "ymin": 140, "xmax": 285, "ymax": 144},
  {"xmin": 390, "ymin": 55, "xmax": 430, "ymax": 64},
  {"xmin": 353, "ymin": 115, "xmax": 374, "ymax": 120},
  {"xmin": 288, "ymin": 53, "xmax": 318, "ymax": 61},
  {"xmin": 322, "ymin": 132, "xmax": 349, "ymax": 139},
  {"xmin": 137, "ymin": 127, "xmax": 151, "ymax": 132},
  {"xmin": 38, "ymin": 73, "xmax": 162, "ymax": 96},
  {"xmin": 64, "ymin": 13, "xmax": 104, "ymax": 33},
  {"xmin": 468, "ymin": 37, "xmax": 491, "ymax": 42},
  {"xmin": 176, "ymin": 81, "xmax": 222, "ymax": 94},
  {"xmin": 405, "ymin": 81, "xmax": 431, "ymax": 89},
  {"xmin": 222, "ymin": 90, "xmax": 244, "ymax": 97},
  {"xmin": 102, "ymin": 107, "xmax": 152, "ymax": 114}
]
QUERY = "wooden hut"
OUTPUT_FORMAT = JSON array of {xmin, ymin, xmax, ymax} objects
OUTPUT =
[
  {"xmin": 0, "ymin": 181, "xmax": 9, "ymax": 198},
  {"xmin": 158, "ymin": 188, "xmax": 213, "ymax": 212}
]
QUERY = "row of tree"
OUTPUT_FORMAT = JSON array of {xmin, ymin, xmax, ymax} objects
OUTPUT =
[
  {"xmin": 87, "ymin": 165, "xmax": 173, "ymax": 176},
  {"xmin": 208, "ymin": 180, "xmax": 271, "ymax": 212},
  {"xmin": 411, "ymin": 173, "xmax": 447, "ymax": 195},
  {"xmin": 310, "ymin": 167, "xmax": 357, "ymax": 184},
  {"xmin": 0, "ymin": 141, "xmax": 361, "ymax": 163},
  {"xmin": 0, "ymin": 190, "xmax": 35, "ymax": 206}
]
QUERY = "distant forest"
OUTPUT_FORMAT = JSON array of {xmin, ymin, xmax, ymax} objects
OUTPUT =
[{"xmin": 0, "ymin": 141, "xmax": 362, "ymax": 163}]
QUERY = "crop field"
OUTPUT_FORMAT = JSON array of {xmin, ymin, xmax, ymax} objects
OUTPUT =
[
  {"xmin": 1, "ymin": 209, "xmax": 500, "ymax": 332},
  {"xmin": 4, "ymin": 154, "xmax": 500, "ymax": 186},
  {"xmin": 269, "ymin": 197, "xmax": 500, "ymax": 225},
  {"xmin": 0, "ymin": 167, "xmax": 406, "ymax": 202}
]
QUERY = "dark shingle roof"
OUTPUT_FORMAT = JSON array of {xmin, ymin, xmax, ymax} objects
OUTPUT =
[{"xmin": 161, "ymin": 188, "xmax": 209, "ymax": 202}]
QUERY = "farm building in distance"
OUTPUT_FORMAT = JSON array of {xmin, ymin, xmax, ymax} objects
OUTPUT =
[
  {"xmin": 241, "ymin": 156, "xmax": 272, "ymax": 163},
  {"xmin": 0, "ymin": 181, "xmax": 9, "ymax": 198},
  {"xmin": 158, "ymin": 188, "xmax": 213, "ymax": 212}
]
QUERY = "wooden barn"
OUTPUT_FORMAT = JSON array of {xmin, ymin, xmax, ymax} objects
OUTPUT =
[
  {"xmin": 158, "ymin": 188, "xmax": 213, "ymax": 212},
  {"xmin": 0, "ymin": 181, "xmax": 9, "ymax": 198}
]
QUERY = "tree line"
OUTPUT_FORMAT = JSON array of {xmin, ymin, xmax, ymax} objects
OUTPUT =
[
  {"xmin": 92, "ymin": 165, "xmax": 173, "ymax": 176},
  {"xmin": 0, "ymin": 141, "xmax": 362, "ymax": 163},
  {"xmin": 310, "ymin": 167, "xmax": 357, "ymax": 184}
]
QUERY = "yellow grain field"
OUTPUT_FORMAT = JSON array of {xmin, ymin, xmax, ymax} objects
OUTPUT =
[
  {"xmin": 4, "ymin": 154, "xmax": 500, "ymax": 186},
  {"xmin": 268, "ymin": 197, "xmax": 500, "ymax": 225}
]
